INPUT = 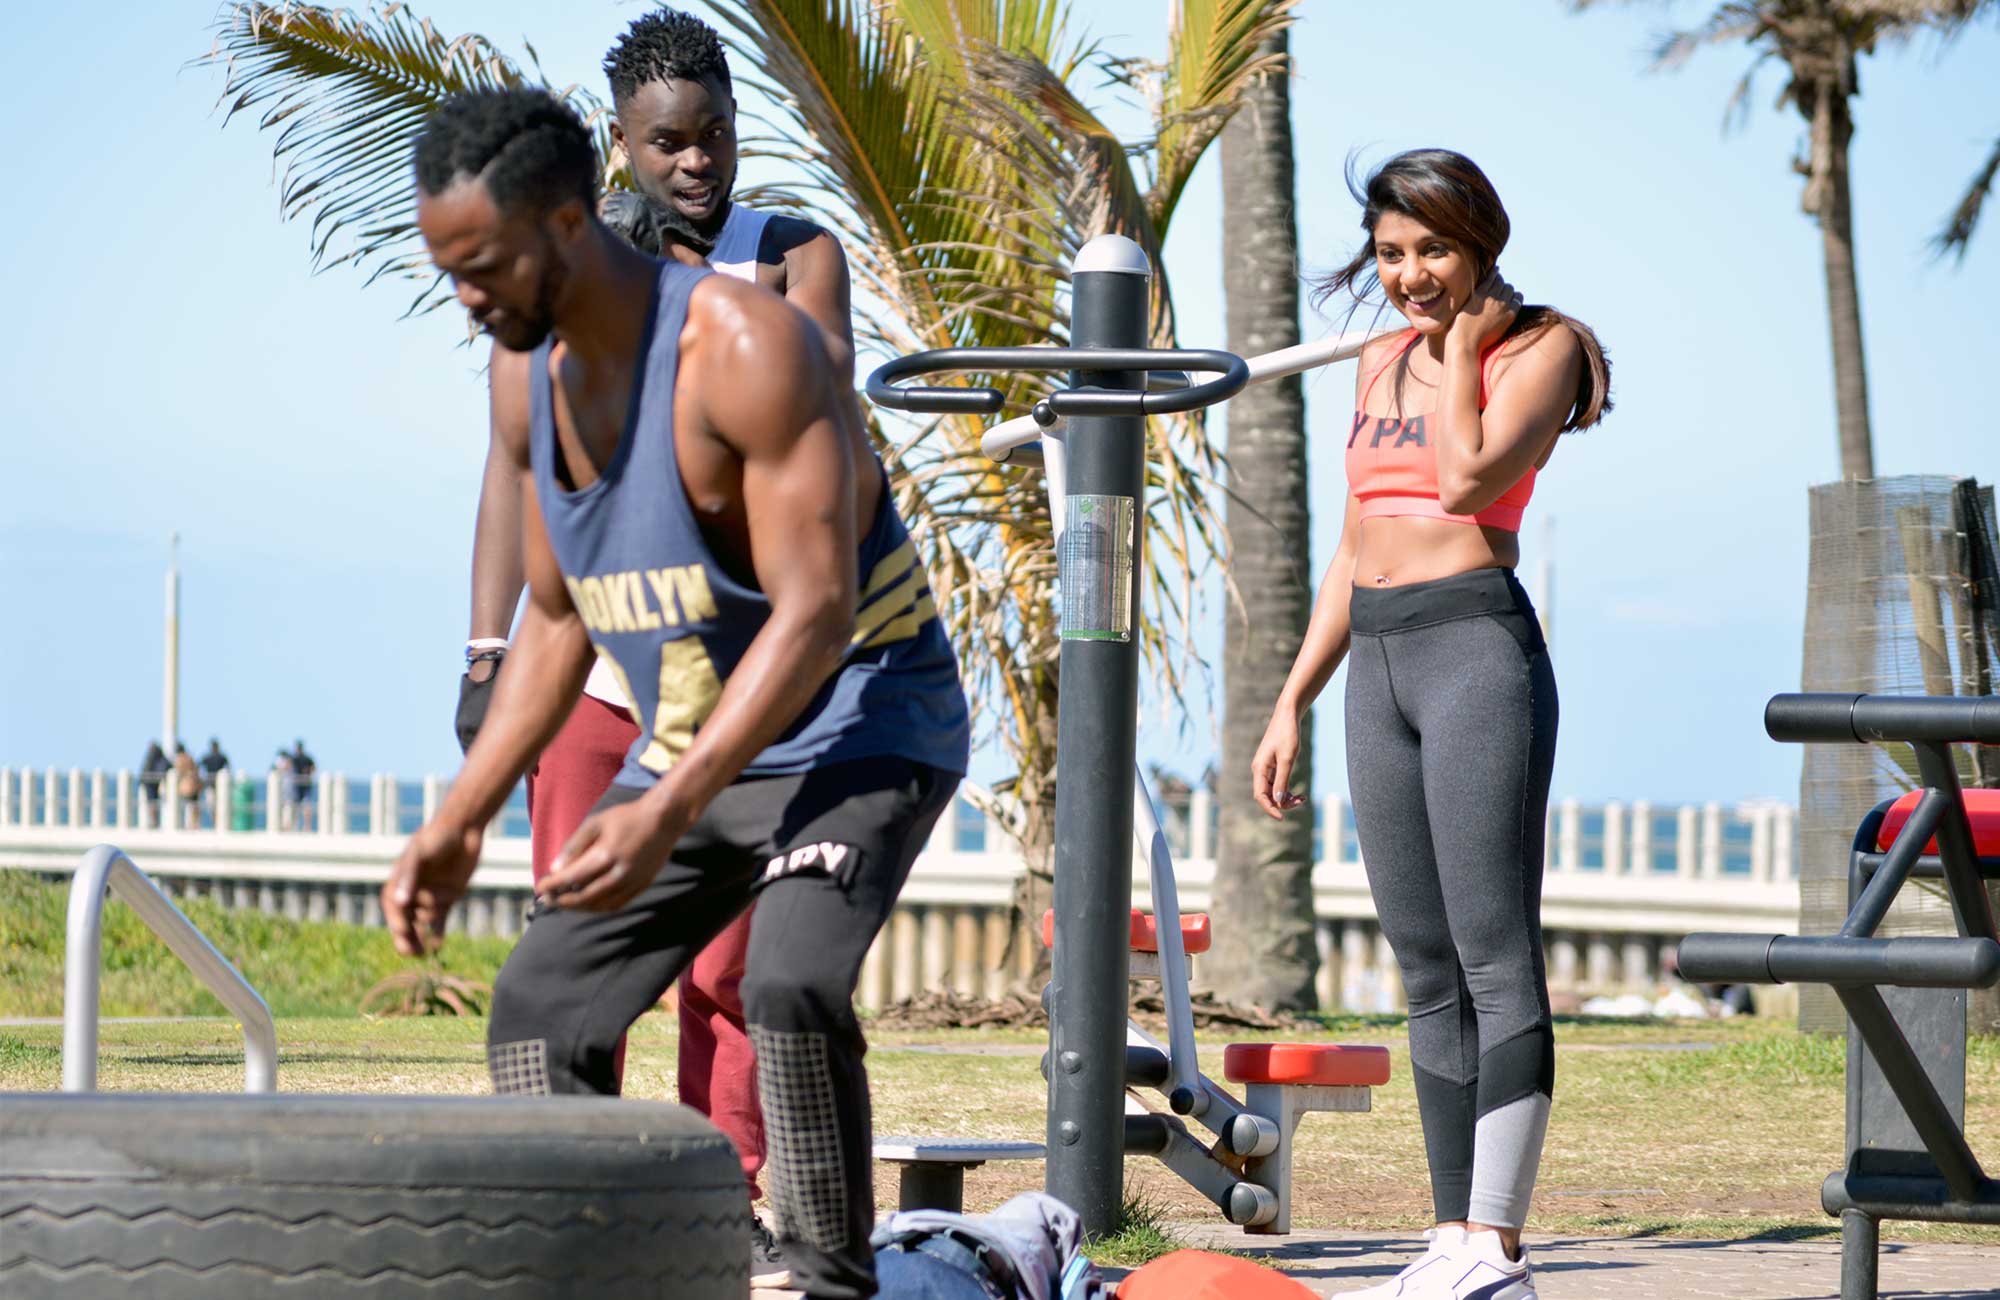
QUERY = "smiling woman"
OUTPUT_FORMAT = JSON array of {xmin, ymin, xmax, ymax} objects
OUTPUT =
[{"xmin": 1251, "ymin": 148, "xmax": 1614, "ymax": 1300}]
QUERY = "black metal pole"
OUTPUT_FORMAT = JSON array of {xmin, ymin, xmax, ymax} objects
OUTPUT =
[
  {"xmin": 1046, "ymin": 234, "xmax": 1152, "ymax": 1234},
  {"xmin": 1839, "ymin": 1208, "xmax": 1878, "ymax": 1300}
]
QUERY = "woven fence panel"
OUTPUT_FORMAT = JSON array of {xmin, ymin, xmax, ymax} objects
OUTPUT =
[{"xmin": 1796, "ymin": 476, "xmax": 2000, "ymax": 1032}]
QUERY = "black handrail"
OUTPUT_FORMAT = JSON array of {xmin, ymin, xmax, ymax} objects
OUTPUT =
[
  {"xmin": 864, "ymin": 347, "xmax": 1248, "ymax": 419},
  {"xmin": 1766, "ymin": 693, "xmax": 2000, "ymax": 746}
]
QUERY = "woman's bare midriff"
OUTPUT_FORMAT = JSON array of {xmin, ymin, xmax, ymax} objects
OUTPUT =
[{"xmin": 1353, "ymin": 515, "xmax": 1519, "ymax": 588}]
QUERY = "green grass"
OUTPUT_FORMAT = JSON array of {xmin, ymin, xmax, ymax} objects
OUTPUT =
[
  {"xmin": 7, "ymin": 868, "xmax": 2000, "ymax": 1249},
  {"xmin": 1084, "ymin": 1190, "xmax": 1200, "ymax": 1267},
  {"xmin": 0, "ymin": 870, "xmax": 512, "ymax": 1018}
]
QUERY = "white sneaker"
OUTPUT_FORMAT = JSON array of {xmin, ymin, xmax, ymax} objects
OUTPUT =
[
  {"xmin": 1341, "ymin": 1225, "xmax": 1467, "ymax": 1297},
  {"xmin": 1445, "ymin": 1230, "xmax": 1535, "ymax": 1300},
  {"xmin": 1342, "ymin": 1227, "xmax": 1536, "ymax": 1300}
]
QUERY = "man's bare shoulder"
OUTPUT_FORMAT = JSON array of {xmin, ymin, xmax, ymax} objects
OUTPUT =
[
  {"xmin": 682, "ymin": 273, "xmax": 834, "ymax": 450},
  {"xmin": 686, "ymin": 269, "xmax": 807, "ymax": 341},
  {"xmin": 488, "ymin": 343, "xmax": 536, "ymax": 464}
]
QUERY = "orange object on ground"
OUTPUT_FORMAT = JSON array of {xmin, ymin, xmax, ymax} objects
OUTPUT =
[
  {"xmin": 1222, "ymin": 1042, "xmax": 1392, "ymax": 1088},
  {"xmin": 1875, "ymin": 788, "xmax": 2000, "ymax": 858},
  {"xmin": 1039, "ymin": 908, "xmax": 1212, "ymax": 954},
  {"xmin": 1118, "ymin": 1249, "xmax": 1320, "ymax": 1299}
]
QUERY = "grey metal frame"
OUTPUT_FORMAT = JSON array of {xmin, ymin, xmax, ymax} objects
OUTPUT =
[
  {"xmin": 868, "ymin": 235, "xmax": 1394, "ymax": 1235},
  {"xmin": 1677, "ymin": 692, "xmax": 2000, "ymax": 1300},
  {"xmin": 64, "ymin": 842, "xmax": 278, "ymax": 1093}
]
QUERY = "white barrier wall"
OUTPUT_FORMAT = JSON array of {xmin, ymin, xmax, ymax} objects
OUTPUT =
[{"xmin": 0, "ymin": 765, "xmax": 1800, "ymax": 1011}]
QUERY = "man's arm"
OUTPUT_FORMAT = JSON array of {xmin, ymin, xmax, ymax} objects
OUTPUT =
[
  {"xmin": 385, "ymin": 358, "xmax": 593, "ymax": 954},
  {"xmin": 773, "ymin": 221, "xmax": 857, "ymax": 387},
  {"xmin": 537, "ymin": 278, "xmax": 856, "ymax": 909},
  {"xmin": 455, "ymin": 346, "xmax": 533, "ymax": 751},
  {"xmin": 469, "ymin": 346, "xmax": 532, "ymax": 640}
]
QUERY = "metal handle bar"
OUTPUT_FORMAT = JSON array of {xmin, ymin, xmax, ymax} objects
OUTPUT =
[
  {"xmin": 979, "ymin": 329, "xmax": 1390, "ymax": 463},
  {"xmin": 1678, "ymin": 932, "xmax": 2000, "ymax": 989},
  {"xmin": 65, "ymin": 844, "xmax": 278, "ymax": 1092},
  {"xmin": 866, "ymin": 347, "xmax": 1247, "ymax": 419},
  {"xmin": 1765, "ymin": 693, "xmax": 2000, "ymax": 746}
]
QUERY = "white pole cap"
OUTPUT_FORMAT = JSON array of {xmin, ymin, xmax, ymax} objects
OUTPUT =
[{"xmin": 1073, "ymin": 233, "xmax": 1150, "ymax": 277}]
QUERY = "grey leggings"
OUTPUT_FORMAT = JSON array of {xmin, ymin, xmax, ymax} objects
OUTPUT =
[{"xmin": 1345, "ymin": 566, "xmax": 1558, "ymax": 1229}]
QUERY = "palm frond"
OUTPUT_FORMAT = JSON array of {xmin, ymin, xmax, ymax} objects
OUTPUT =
[
  {"xmin": 889, "ymin": 0, "xmax": 1087, "ymax": 80},
  {"xmin": 1720, "ymin": 48, "xmax": 1777, "ymax": 130},
  {"xmin": 1650, "ymin": 4, "xmax": 1768, "ymax": 69},
  {"xmin": 1146, "ymin": 0, "xmax": 1296, "ymax": 230},
  {"xmin": 196, "ymin": 2, "xmax": 610, "ymax": 303},
  {"xmin": 1932, "ymin": 133, "xmax": 2000, "ymax": 263}
]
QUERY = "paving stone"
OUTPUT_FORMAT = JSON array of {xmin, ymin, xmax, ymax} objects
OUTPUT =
[{"xmin": 1163, "ymin": 1224, "xmax": 2000, "ymax": 1299}]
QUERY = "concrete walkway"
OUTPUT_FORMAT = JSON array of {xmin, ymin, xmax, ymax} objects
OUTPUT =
[
  {"xmin": 758, "ymin": 1225, "xmax": 2000, "ymax": 1299},
  {"xmin": 1160, "ymin": 1224, "xmax": 2000, "ymax": 1299}
]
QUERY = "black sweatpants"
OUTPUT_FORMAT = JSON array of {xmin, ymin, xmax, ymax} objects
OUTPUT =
[
  {"xmin": 486, "ymin": 756, "xmax": 956, "ymax": 1300},
  {"xmin": 1345, "ymin": 566, "xmax": 1558, "ymax": 1229}
]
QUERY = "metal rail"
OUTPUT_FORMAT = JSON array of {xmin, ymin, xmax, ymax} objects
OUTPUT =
[
  {"xmin": 979, "ymin": 329, "xmax": 1390, "ymax": 462},
  {"xmin": 64, "ymin": 843, "xmax": 277, "ymax": 1092}
]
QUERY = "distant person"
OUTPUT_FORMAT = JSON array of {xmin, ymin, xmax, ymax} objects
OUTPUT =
[
  {"xmin": 1251, "ymin": 150, "xmax": 1611, "ymax": 1298},
  {"xmin": 139, "ymin": 741, "xmax": 168, "ymax": 827},
  {"xmin": 290, "ymin": 740, "xmax": 318, "ymax": 831},
  {"xmin": 200, "ymin": 738, "xmax": 230, "ymax": 821},
  {"xmin": 172, "ymin": 742, "xmax": 201, "ymax": 829},
  {"xmin": 273, "ymin": 750, "xmax": 297, "ymax": 830}
]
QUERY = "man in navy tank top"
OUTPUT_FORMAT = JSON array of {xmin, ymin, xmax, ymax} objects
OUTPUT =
[
  {"xmin": 451, "ymin": 14, "xmax": 863, "ymax": 1286},
  {"xmin": 394, "ymin": 88, "xmax": 970, "ymax": 1300}
]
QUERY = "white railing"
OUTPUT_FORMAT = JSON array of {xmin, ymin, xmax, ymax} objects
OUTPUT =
[
  {"xmin": 3, "ymin": 764, "xmax": 1801, "ymax": 1011},
  {"xmin": 64, "ymin": 844, "xmax": 277, "ymax": 1092},
  {"xmin": 0, "ymin": 764, "xmax": 1799, "ymax": 879}
]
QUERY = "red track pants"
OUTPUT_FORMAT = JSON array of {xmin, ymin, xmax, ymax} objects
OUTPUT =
[{"xmin": 525, "ymin": 692, "xmax": 766, "ymax": 1199}]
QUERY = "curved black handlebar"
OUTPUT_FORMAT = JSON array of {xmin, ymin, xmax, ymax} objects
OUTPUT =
[
  {"xmin": 864, "ymin": 347, "xmax": 1248, "ymax": 420},
  {"xmin": 1765, "ymin": 692, "xmax": 2000, "ymax": 745}
]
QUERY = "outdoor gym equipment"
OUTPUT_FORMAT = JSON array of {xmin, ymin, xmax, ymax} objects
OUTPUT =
[
  {"xmin": 1678, "ymin": 693, "xmax": 2000, "ymax": 1300},
  {"xmin": 1, "ymin": 846, "xmax": 746, "ymax": 1297},
  {"xmin": 868, "ymin": 233, "xmax": 1391, "ymax": 1236}
]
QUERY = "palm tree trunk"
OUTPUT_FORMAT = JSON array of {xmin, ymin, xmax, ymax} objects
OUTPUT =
[
  {"xmin": 1210, "ymin": 29, "xmax": 1319, "ymax": 1012},
  {"xmin": 1817, "ymin": 91, "xmax": 1875, "ymax": 480}
]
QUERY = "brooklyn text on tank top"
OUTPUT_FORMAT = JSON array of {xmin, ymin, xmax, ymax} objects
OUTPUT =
[
  {"xmin": 531, "ymin": 258, "xmax": 971, "ymax": 788},
  {"xmin": 581, "ymin": 202, "xmax": 772, "ymax": 707}
]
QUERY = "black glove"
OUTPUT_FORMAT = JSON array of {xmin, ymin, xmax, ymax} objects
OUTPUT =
[
  {"xmin": 597, "ymin": 189, "xmax": 719, "ymax": 259},
  {"xmin": 455, "ymin": 656, "xmax": 502, "ymax": 756}
]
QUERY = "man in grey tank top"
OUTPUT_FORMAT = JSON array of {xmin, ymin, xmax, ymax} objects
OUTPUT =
[
  {"xmin": 450, "ymin": 15, "xmax": 864, "ymax": 1288},
  {"xmin": 394, "ymin": 89, "xmax": 968, "ymax": 1300}
]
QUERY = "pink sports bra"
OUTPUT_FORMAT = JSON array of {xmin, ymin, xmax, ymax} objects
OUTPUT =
[{"xmin": 1344, "ymin": 330, "xmax": 1535, "ymax": 533}]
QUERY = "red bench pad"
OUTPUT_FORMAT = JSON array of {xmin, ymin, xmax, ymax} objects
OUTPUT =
[
  {"xmin": 1875, "ymin": 788, "xmax": 2000, "ymax": 857},
  {"xmin": 1223, "ymin": 1043, "xmax": 1391, "ymax": 1088},
  {"xmin": 1039, "ymin": 909, "xmax": 1212, "ymax": 955}
]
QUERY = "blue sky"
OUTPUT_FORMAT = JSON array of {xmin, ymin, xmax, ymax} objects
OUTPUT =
[{"xmin": 2, "ymin": 1, "xmax": 1995, "ymax": 809}]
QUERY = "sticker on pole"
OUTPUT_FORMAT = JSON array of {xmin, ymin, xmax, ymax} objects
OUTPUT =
[{"xmin": 1059, "ymin": 494, "xmax": 1134, "ymax": 642}]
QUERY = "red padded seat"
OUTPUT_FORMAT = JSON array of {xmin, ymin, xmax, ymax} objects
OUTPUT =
[
  {"xmin": 1875, "ymin": 788, "xmax": 2000, "ymax": 857},
  {"xmin": 1039, "ymin": 909, "xmax": 1212, "ymax": 955},
  {"xmin": 1222, "ymin": 1043, "xmax": 1391, "ymax": 1088}
]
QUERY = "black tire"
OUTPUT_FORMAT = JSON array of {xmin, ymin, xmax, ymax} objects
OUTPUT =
[{"xmin": 0, "ymin": 1093, "xmax": 747, "ymax": 1298}]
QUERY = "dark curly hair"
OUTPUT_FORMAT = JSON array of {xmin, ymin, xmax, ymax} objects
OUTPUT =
[
  {"xmin": 603, "ymin": 8, "xmax": 732, "ymax": 104},
  {"xmin": 413, "ymin": 89, "xmax": 596, "ymax": 217}
]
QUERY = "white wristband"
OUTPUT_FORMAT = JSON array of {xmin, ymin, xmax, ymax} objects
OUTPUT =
[{"xmin": 465, "ymin": 638, "xmax": 510, "ymax": 652}]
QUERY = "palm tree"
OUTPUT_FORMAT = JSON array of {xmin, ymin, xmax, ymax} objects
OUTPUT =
[
  {"xmin": 1933, "ymin": 130, "xmax": 2000, "ymax": 261},
  {"xmin": 1573, "ymin": 1, "xmax": 1990, "ymax": 481},
  {"xmin": 197, "ymin": 0, "xmax": 1293, "ymax": 984},
  {"xmin": 1209, "ymin": 30, "xmax": 1318, "ymax": 1012}
]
